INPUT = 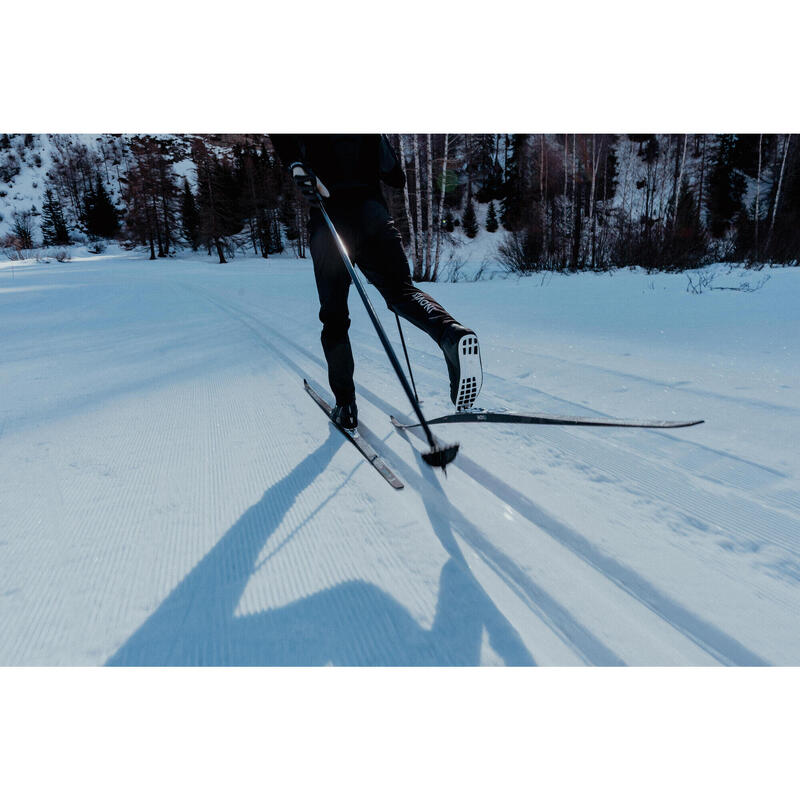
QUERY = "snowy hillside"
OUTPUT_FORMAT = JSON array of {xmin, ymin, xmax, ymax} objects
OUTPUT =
[{"xmin": 1, "ymin": 247, "xmax": 798, "ymax": 665}]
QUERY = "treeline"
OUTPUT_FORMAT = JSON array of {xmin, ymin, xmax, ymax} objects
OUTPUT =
[
  {"xmin": 436, "ymin": 133, "xmax": 798, "ymax": 272},
  {"xmin": 1, "ymin": 133, "xmax": 798, "ymax": 274},
  {"xmin": 0, "ymin": 134, "xmax": 307, "ymax": 263}
]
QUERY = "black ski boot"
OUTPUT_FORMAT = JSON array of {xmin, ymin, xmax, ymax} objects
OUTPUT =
[
  {"xmin": 331, "ymin": 399, "xmax": 358, "ymax": 432},
  {"xmin": 439, "ymin": 324, "xmax": 483, "ymax": 411}
]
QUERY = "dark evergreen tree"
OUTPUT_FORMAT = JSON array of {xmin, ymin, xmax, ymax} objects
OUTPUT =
[
  {"xmin": 41, "ymin": 189, "xmax": 70, "ymax": 245},
  {"xmin": 462, "ymin": 196, "xmax": 478, "ymax": 238},
  {"xmin": 85, "ymin": 177, "xmax": 119, "ymax": 238},
  {"xmin": 180, "ymin": 178, "xmax": 200, "ymax": 250},
  {"xmin": 706, "ymin": 134, "xmax": 746, "ymax": 239},
  {"xmin": 500, "ymin": 134, "xmax": 530, "ymax": 231},
  {"xmin": 485, "ymin": 200, "xmax": 498, "ymax": 232},
  {"xmin": 472, "ymin": 135, "xmax": 503, "ymax": 202}
]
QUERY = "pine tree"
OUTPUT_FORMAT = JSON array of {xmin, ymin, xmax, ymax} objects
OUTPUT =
[
  {"xmin": 85, "ymin": 177, "xmax": 119, "ymax": 238},
  {"xmin": 500, "ymin": 134, "xmax": 530, "ymax": 231},
  {"xmin": 462, "ymin": 196, "xmax": 478, "ymax": 238},
  {"xmin": 485, "ymin": 200, "xmax": 498, "ymax": 232},
  {"xmin": 180, "ymin": 178, "xmax": 200, "ymax": 250},
  {"xmin": 41, "ymin": 189, "xmax": 70, "ymax": 245},
  {"xmin": 706, "ymin": 134, "xmax": 745, "ymax": 239}
]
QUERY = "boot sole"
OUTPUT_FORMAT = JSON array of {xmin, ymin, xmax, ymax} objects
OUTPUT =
[{"xmin": 454, "ymin": 333, "xmax": 482, "ymax": 411}]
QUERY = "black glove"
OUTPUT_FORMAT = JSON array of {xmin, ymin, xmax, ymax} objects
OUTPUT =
[{"xmin": 290, "ymin": 162, "xmax": 330, "ymax": 207}]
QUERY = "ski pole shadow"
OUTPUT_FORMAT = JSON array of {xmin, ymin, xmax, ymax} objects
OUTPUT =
[
  {"xmin": 391, "ymin": 418, "xmax": 769, "ymax": 666},
  {"xmin": 385, "ymin": 426, "xmax": 624, "ymax": 666}
]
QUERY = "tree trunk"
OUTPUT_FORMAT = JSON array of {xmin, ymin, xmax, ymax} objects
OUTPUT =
[
  {"xmin": 433, "ymin": 133, "xmax": 449, "ymax": 281},
  {"xmin": 540, "ymin": 134, "xmax": 548, "ymax": 262},
  {"xmin": 425, "ymin": 134, "xmax": 434, "ymax": 280},
  {"xmin": 754, "ymin": 133, "xmax": 763, "ymax": 260},
  {"xmin": 672, "ymin": 134, "xmax": 688, "ymax": 230},
  {"xmin": 697, "ymin": 136, "xmax": 706, "ymax": 224},
  {"xmin": 588, "ymin": 135, "xmax": 600, "ymax": 268},
  {"xmin": 571, "ymin": 133, "xmax": 577, "ymax": 267},
  {"xmin": 398, "ymin": 134, "xmax": 419, "ymax": 279},
  {"xmin": 412, "ymin": 134, "xmax": 424, "ymax": 279},
  {"xmin": 215, "ymin": 237, "xmax": 226, "ymax": 264},
  {"xmin": 767, "ymin": 133, "xmax": 791, "ymax": 255}
]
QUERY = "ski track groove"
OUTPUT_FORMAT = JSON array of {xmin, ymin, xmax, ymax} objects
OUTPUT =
[
  {"xmin": 170, "ymin": 283, "xmax": 503, "ymax": 664},
  {"xmin": 5, "ymin": 264, "xmax": 790, "ymax": 665},
  {"xmin": 180, "ymin": 286, "xmax": 625, "ymax": 664},
  {"xmin": 328, "ymin": 317, "xmax": 800, "ymax": 565},
  {"xmin": 187, "ymin": 285, "xmax": 772, "ymax": 665},
  {"xmin": 106, "ymin": 279, "xmax": 469, "ymax": 665},
  {"xmin": 236, "ymin": 293, "xmax": 799, "ymax": 559},
  {"xmin": 484, "ymin": 336, "xmax": 800, "ymax": 417}
]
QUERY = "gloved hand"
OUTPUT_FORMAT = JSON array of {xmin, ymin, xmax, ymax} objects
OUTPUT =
[{"xmin": 290, "ymin": 162, "xmax": 330, "ymax": 206}]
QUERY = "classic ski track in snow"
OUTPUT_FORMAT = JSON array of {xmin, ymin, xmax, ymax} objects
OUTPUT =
[
  {"xmin": 179, "ymin": 286, "xmax": 788, "ymax": 665},
  {"xmin": 2, "ymin": 254, "xmax": 798, "ymax": 665}
]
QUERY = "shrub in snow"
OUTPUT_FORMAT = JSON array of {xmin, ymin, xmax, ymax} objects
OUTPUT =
[
  {"xmin": 1, "ymin": 234, "xmax": 29, "ymax": 260},
  {"xmin": 11, "ymin": 210, "xmax": 35, "ymax": 249},
  {"xmin": 55, "ymin": 249, "xmax": 71, "ymax": 263},
  {"xmin": 0, "ymin": 152, "xmax": 21, "ymax": 183},
  {"xmin": 498, "ymin": 228, "xmax": 544, "ymax": 274},
  {"xmin": 88, "ymin": 239, "xmax": 107, "ymax": 254}
]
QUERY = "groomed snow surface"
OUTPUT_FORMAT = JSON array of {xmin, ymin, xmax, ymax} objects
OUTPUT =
[{"xmin": 1, "ymin": 248, "xmax": 798, "ymax": 666}]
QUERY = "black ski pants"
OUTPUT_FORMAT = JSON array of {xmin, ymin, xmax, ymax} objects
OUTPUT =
[{"xmin": 309, "ymin": 196, "xmax": 457, "ymax": 405}]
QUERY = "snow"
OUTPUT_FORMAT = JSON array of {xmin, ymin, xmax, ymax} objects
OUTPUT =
[{"xmin": 1, "ymin": 247, "xmax": 798, "ymax": 665}]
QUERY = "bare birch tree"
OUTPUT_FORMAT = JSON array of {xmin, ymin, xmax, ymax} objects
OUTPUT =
[
  {"xmin": 425, "ymin": 134, "xmax": 434, "ymax": 280},
  {"xmin": 412, "ymin": 134, "xmax": 424, "ymax": 279},
  {"xmin": 432, "ymin": 133, "xmax": 449, "ymax": 282},
  {"xmin": 672, "ymin": 134, "xmax": 688, "ymax": 229},
  {"xmin": 767, "ymin": 133, "xmax": 791, "ymax": 254},
  {"xmin": 754, "ymin": 133, "xmax": 763, "ymax": 259},
  {"xmin": 397, "ymin": 134, "xmax": 418, "ymax": 278}
]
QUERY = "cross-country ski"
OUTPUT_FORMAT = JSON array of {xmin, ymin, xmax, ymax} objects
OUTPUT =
[
  {"xmin": 304, "ymin": 379, "xmax": 403, "ymax": 489},
  {"xmin": 390, "ymin": 410, "xmax": 705, "ymax": 430}
]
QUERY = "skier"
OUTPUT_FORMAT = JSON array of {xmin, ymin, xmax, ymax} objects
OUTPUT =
[{"xmin": 270, "ymin": 134, "xmax": 482, "ymax": 431}]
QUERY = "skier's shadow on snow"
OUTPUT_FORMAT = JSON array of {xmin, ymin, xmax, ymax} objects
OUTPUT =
[{"xmin": 107, "ymin": 431, "xmax": 534, "ymax": 666}]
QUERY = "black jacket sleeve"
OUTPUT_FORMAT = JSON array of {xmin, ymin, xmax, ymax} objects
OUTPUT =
[
  {"xmin": 269, "ymin": 134, "xmax": 305, "ymax": 171},
  {"xmin": 378, "ymin": 135, "xmax": 406, "ymax": 189}
]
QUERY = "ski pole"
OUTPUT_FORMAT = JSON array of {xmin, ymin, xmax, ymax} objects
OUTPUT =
[
  {"xmin": 317, "ymin": 197, "xmax": 458, "ymax": 469},
  {"xmin": 395, "ymin": 313, "xmax": 420, "ymax": 406}
]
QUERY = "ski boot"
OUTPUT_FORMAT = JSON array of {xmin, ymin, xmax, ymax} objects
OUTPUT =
[
  {"xmin": 440, "ymin": 324, "xmax": 483, "ymax": 411},
  {"xmin": 331, "ymin": 399, "xmax": 358, "ymax": 432}
]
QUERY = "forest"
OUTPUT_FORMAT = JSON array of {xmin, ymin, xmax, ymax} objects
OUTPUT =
[{"xmin": 1, "ymin": 133, "xmax": 797, "ymax": 278}]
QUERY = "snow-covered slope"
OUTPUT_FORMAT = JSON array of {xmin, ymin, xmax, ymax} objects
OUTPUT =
[{"xmin": 1, "ymin": 248, "xmax": 798, "ymax": 665}]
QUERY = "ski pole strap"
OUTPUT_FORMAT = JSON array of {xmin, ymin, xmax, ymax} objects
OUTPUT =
[{"xmin": 395, "ymin": 314, "xmax": 420, "ymax": 406}]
